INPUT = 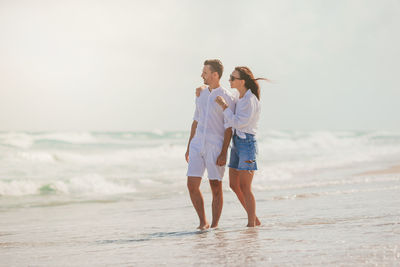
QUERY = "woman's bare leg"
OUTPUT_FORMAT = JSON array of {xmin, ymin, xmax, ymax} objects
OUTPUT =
[
  {"xmin": 239, "ymin": 170, "xmax": 257, "ymax": 227},
  {"xmin": 229, "ymin": 168, "xmax": 260, "ymax": 226}
]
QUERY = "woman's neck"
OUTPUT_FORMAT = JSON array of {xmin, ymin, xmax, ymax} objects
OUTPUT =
[{"xmin": 238, "ymin": 87, "xmax": 248, "ymax": 98}]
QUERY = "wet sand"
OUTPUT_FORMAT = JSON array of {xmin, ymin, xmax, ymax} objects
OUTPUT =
[
  {"xmin": 1, "ymin": 173, "xmax": 399, "ymax": 266},
  {"xmin": 358, "ymin": 164, "xmax": 400, "ymax": 176}
]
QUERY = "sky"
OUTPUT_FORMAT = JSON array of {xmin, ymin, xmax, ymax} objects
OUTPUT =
[{"xmin": 0, "ymin": 0, "xmax": 399, "ymax": 132}]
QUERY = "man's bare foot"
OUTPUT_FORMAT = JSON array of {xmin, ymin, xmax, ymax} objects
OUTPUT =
[
  {"xmin": 197, "ymin": 223, "xmax": 210, "ymax": 230},
  {"xmin": 256, "ymin": 216, "xmax": 261, "ymax": 226},
  {"xmin": 247, "ymin": 222, "xmax": 256, "ymax": 227}
]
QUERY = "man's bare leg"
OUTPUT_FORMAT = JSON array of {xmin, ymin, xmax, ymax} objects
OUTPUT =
[
  {"xmin": 187, "ymin": 177, "xmax": 209, "ymax": 230},
  {"xmin": 229, "ymin": 168, "xmax": 261, "ymax": 226},
  {"xmin": 209, "ymin": 179, "xmax": 223, "ymax": 228}
]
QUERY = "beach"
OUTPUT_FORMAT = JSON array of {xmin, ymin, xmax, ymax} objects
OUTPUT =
[
  {"xmin": 359, "ymin": 165, "xmax": 400, "ymax": 176},
  {"xmin": 1, "ymin": 131, "xmax": 400, "ymax": 266}
]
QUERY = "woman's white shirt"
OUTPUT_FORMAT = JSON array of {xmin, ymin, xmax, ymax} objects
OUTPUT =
[{"xmin": 223, "ymin": 89, "xmax": 260, "ymax": 139}]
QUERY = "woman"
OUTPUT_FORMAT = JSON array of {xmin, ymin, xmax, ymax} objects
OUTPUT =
[{"xmin": 215, "ymin": 66, "xmax": 268, "ymax": 227}]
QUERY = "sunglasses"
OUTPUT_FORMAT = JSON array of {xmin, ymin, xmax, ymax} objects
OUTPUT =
[{"xmin": 229, "ymin": 75, "xmax": 243, "ymax": 81}]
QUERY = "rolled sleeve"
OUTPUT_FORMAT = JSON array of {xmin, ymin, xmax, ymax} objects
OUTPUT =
[
  {"xmin": 223, "ymin": 108, "xmax": 234, "ymax": 129},
  {"xmin": 226, "ymin": 97, "xmax": 254, "ymax": 130}
]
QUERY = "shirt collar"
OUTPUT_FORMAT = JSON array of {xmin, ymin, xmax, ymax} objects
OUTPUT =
[
  {"xmin": 209, "ymin": 86, "xmax": 222, "ymax": 94},
  {"xmin": 240, "ymin": 89, "xmax": 252, "ymax": 99}
]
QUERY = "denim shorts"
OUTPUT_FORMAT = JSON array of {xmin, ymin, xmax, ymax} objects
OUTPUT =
[{"xmin": 228, "ymin": 133, "xmax": 258, "ymax": 171}]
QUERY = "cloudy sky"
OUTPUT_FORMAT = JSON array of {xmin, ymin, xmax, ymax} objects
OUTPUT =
[{"xmin": 0, "ymin": 0, "xmax": 399, "ymax": 132}]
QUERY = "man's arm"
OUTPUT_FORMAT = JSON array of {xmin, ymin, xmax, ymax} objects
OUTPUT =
[
  {"xmin": 185, "ymin": 120, "xmax": 198, "ymax": 163},
  {"xmin": 216, "ymin": 127, "xmax": 233, "ymax": 166}
]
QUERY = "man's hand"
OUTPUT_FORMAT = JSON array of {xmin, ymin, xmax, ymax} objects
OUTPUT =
[
  {"xmin": 215, "ymin": 96, "xmax": 228, "ymax": 110},
  {"xmin": 185, "ymin": 149, "xmax": 190, "ymax": 163},
  {"xmin": 216, "ymin": 152, "xmax": 227, "ymax": 166},
  {"xmin": 196, "ymin": 85, "xmax": 207, "ymax": 97}
]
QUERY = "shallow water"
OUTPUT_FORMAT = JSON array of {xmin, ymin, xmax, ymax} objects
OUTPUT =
[
  {"xmin": 1, "ymin": 131, "xmax": 400, "ymax": 265},
  {"xmin": 1, "ymin": 177, "xmax": 400, "ymax": 266}
]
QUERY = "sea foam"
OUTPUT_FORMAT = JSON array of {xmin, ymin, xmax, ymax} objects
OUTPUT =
[
  {"xmin": 0, "ymin": 174, "xmax": 136, "ymax": 196},
  {"xmin": 1, "ymin": 131, "xmax": 400, "ymax": 199}
]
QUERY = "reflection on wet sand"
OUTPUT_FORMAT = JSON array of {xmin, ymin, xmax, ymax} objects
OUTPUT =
[{"xmin": 189, "ymin": 227, "xmax": 262, "ymax": 265}]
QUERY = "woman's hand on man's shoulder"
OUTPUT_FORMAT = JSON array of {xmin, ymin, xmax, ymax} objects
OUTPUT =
[{"xmin": 195, "ymin": 85, "xmax": 207, "ymax": 97}]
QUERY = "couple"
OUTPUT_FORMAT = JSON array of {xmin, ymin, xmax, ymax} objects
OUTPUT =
[{"xmin": 185, "ymin": 59, "xmax": 267, "ymax": 229}]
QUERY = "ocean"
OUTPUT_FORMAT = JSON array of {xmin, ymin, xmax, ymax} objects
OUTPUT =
[{"xmin": 1, "ymin": 131, "xmax": 399, "ymax": 266}]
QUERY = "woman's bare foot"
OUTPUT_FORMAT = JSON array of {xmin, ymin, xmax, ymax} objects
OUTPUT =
[
  {"xmin": 247, "ymin": 222, "xmax": 256, "ymax": 227},
  {"xmin": 210, "ymin": 223, "xmax": 218, "ymax": 228},
  {"xmin": 197, "ymin": 222, "xmax": 210, "ymax": 230},
  {"xmin": 247, "ymin": 217, "xmax": 260, "ymax": 227}
]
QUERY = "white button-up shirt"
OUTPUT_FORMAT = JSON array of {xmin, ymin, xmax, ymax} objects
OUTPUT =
[
  {"xmin": 223, "ymin": 89, "xmax": 260, "ymax": 139},
  {"xmin": 192, "ymin": 87, "xmax": 237, "ymax": 150}
]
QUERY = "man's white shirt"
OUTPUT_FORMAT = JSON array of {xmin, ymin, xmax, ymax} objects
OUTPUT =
[{"xmin": 192, "ymin": 86, "xmax": 237, "ymax": 151}]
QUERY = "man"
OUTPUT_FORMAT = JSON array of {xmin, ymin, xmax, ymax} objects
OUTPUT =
[{"xmin": 185, "ymin": 59, "xmax": 236, "ymax": 230}]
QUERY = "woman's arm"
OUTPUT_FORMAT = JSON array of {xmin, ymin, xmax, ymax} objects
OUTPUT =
[{"xmin": 223, "ymin": 98, "xmax": 255, "ymax": 130}]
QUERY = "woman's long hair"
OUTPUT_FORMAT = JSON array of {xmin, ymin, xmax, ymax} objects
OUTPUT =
[{"xmin": 235, "ymin": 66, "xmax": 269, "ymax": 100}]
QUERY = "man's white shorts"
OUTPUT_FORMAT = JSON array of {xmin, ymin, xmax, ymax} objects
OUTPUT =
[{"xmin": 186, "ymin": 141, "xmax": 225, "ymax": 181}]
